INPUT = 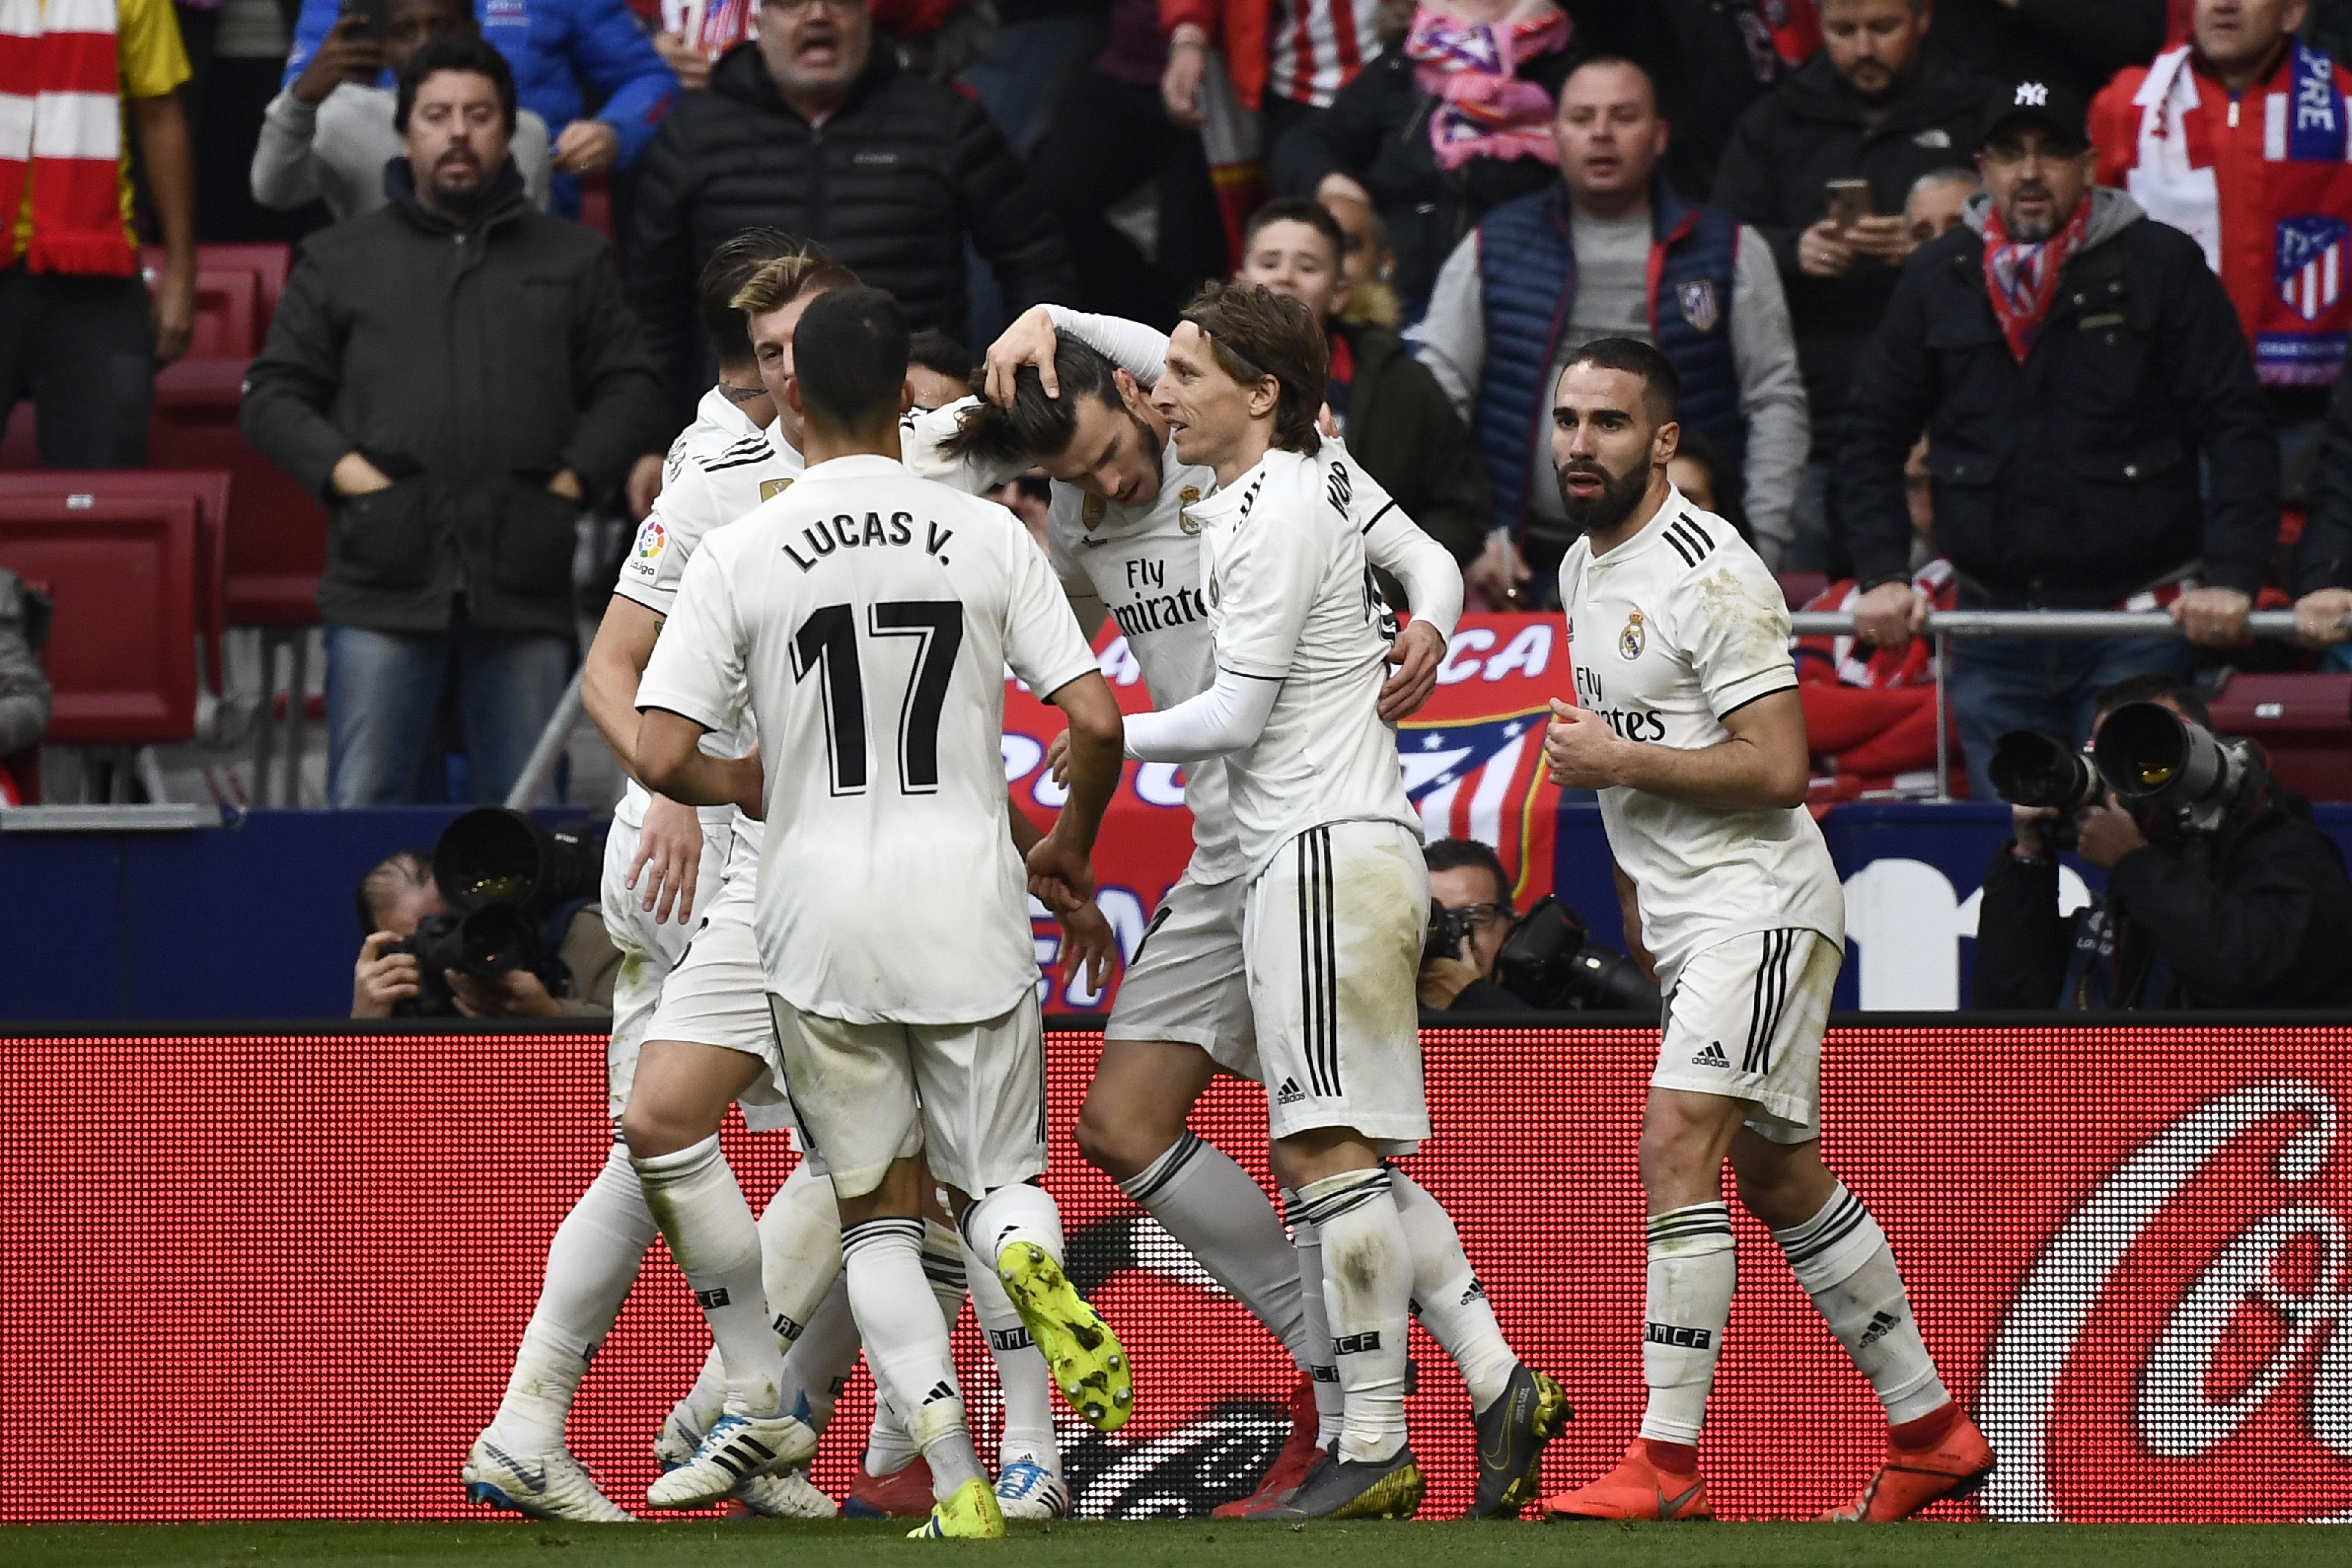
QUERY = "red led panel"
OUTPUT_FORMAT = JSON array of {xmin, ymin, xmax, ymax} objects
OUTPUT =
[{"xmin": 1, "ymin": 1026, "xmax": 2348, "ymax": 1522}]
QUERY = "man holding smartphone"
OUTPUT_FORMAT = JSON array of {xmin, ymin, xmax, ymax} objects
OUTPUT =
[{"xmin": 1714, "ymin": 0, "xmax": 1987, "ymax": 573}]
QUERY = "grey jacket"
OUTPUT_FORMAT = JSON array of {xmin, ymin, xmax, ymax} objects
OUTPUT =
[
  {"xmin": 0, "ymin": 567, "xmax": 52, "ymax": 756},
  {"xmin": 251, "ymin": 84, "xmax": 553, "ymax": 222}
]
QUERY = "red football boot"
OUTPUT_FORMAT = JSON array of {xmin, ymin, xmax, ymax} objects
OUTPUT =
[
  {"xmin": 1821, "ymin": 1407, "xmax": 1994, "ymax": 1521},
  {"xmin": 1214, "ymin": 1375, "xmax": 1322, "ymax": 1519},
  {"xmin": 844, "ymin": 1456, "xmax": 937, "ymax": 1518},
  {"xmin": 1540, "ymin": 1441, "xmax": 1712, "ymax": 1522}
]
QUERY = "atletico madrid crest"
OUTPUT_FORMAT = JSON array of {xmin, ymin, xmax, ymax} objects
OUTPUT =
[
  {"xmin": 2276, "ymin": 215, "xmax": 2348, "ymax": 322},
  {"xmin": 1677, "ymin": 279, "xmax": 1722, "ymax": 333}
]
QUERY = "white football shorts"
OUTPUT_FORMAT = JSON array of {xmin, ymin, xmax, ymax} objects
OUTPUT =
[
  {"xmin": 1103, "ymin": 864, "xmax": 1259, "ymax": 1080},
  {"xmin": 1651, "ymin": 926, "xmax": 1842, "ymax": 1143},
  {"xmin": 771, "ymin": 995, "xmax": 1048, "ymax": 1201},
  {"xmin": 1245, "ymin": 819, "xmax": 1430, "ymax": 1153},
  {"xmin": 599, "ymin": 809, "xmax": 732, "ymax": 1124},
  {"xmin": 641, "ymin": 844, "xmax": 798, "ymax": 1132}
]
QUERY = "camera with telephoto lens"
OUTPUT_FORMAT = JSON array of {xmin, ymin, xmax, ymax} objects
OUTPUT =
[
  {"xmin": 2092, "ymin": 700, "xmax": 2261, "ymax": 836},
  {"xmin": 1494, "ymin": 895, "xmax": 1663, "ymax": 1013},
  {"xmin": 391, "ymin": 808, "xmax": 605, "ymax": 1018},
  {"xmin": 1422, "ymin": 900, "xmax": 1481, "ymax": 969}
]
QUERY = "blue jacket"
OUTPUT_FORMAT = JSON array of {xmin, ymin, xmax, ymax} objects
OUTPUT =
[
  {"xmin": 283, "ymin": 0, "xmax": 677, "ymax": 212},
  {"xmin": 1473, "ymin": 180, "xmax": 1743, "ymax": 539}
]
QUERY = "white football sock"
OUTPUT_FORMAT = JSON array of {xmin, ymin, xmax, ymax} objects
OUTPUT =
[
  {"xmin": 1772, "ymin": 1184, "xmax": 1950, "ymax": 1426},
  {"xmin": 963, "ymin": 1231, "xmax": 1059, "ymax": 1468},
  {"xmin": 923, "ymin": 1217, "xmax": 969, "ymax": 1334},
  {"xmin": 1118, "ymin": 1133, "xmax": 1307, "ymax": 1365},
  {"xmin": 1636, "ymin": 1202, "xmax": 1737, "ymax": 1447},
  {"xmin": 759, "ymin": 1160, "xmax": 844, "ymax": 1341},
  {"xmin": 487, "ymin": 1144, "xmax": 657, "ymax": 1455},
  {"xmin": 961, "ymin": 1180, "xmax": 1065, "ymax": 1266},
  {"xmin": 782, "ymin": 1271, "xmax": 858, "ymax": 1433},
  {"xmin": 1388, "ymin": 1170, "xmax": 1519, "ymax": 1413},
  {"xmin": 843, "ymin": 1215, "xmax": 986, "ymax": 1497},
  {"xmin": 1293, "ymin": 1168, "xmax": 1412, "ymax": 1465},
  {"xmin": 632, "ymin": 1135, "xmax": 783, "ymax": 1417},
  {"xmin": 1285, "ymin": 1191, "xmax": 1343, "ymax": 1449}
]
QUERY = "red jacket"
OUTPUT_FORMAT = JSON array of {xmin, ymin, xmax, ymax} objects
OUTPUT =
[
  {"xmin": 2092, "ymin": 41, "xmax": 2352, "ymax": 387},
  {"xmin": 1161, "ymin": 0, "xmax": 1271, "ymax": 110}
]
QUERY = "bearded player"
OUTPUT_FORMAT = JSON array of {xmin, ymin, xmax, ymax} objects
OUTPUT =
[{"xmin": 1535, "ymin": 338, "xmax": 1990, "ymax": 1522}]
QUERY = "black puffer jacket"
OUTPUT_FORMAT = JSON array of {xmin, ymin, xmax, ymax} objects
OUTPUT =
[
  {"xmin": 1270, "ymin": 46, "xmax": 1571, "ymax": 318},
  {"xmin": 2293, "ymin": 336, "xmax": 2352, "ymax": 594},
  {"xmin": 1714, "ymin": 47, "xmax": 1986, "ymax": 455},
  {"xmin": 241, "ymin": 163, "xmax": 666, "ymax": 639},
  {"xmin": 1837, "ymin": 190, "xmax": 2278, "ymax": 607},
  {"xmin": 626, "ymin": 42, "xmax": 1075, "ymax": 420}
]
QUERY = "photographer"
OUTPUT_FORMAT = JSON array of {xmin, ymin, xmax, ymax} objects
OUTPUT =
[
  {"xmin": 1419, "ymin": 838, "xmax": 1663, "ymax": 1018},
  {"xmin": 350, "ymin": 847, "xmax": 619, "ymax": 1020},
  {"xmin": 1974, "ymin": 675, "xmax": 2352, "ymax": 1010}
]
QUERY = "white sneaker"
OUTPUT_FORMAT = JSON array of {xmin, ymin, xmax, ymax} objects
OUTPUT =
[
  {"xmin": 652, "ymin": 1406, "xmax": 702, "ymax": 1471},
  {"xmin": 463, "ymin": 1437, "xmax": 634, "ymax": 1523},
  {"xmin": 738, "ymin": 1466, "xmax": 840, "ymax": 1519},
  {"xmin": 994, "ymin": 1457, "xmax": 1070, "ymax": 1520},
  {"xmin": 643, "ymin": 1412, "xmax": 817, "ymax": 1510}
]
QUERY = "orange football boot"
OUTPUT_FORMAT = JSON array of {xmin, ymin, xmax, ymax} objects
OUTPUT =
[
  {"xmin": 1215, "ymin": 1375, "xmax": 1323, "ymax": 1519},
  {"xmin": 845, "ymin": 1456, "xmax": 936, "ymax": 1518},
  {"xmin": 1541, "ymin": 1440, "xmax": 1712, "ymax": 1522},
  {"xmin": 1821, "ymin": 1408, "xmax": 1994, "ymax": 1521}
]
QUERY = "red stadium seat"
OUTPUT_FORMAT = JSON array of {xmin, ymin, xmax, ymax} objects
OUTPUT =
[
  {"xmin": 142, "ymin": 242, "xmax": 290, "ymax": 353},
  {"xmin": 0, "ymin": 490, "xmax": 197, "ymax": 745},
  {"xmin": 1778, "ymin": 570, "xmax": 1829, "ymax": 610},
  {"xmin": 141, "ymin": 361, "xmax": 324, "ymax": 628},
  {"xmin": 2209, "ymin": 670, "xmax": 2352, "ymax": 803}
]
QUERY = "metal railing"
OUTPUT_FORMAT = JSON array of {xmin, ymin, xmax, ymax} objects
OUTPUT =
[{"xmin": 1789, "ymin": 608, "xmax": 2325, "ymax": 801}]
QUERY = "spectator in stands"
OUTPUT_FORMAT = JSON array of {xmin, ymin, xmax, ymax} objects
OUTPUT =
[
  {"xmin": 906, "ymin": 326, "xmax": 979, "ymax": 408},
  {"xmin": 0, "ymin": 565, "xmax": 50, "ymax": 763},
  {"xmin": 1160, "ymin": 0, "xmax": 1385, "ymax": 154},
  {"xmin": 281, "ymin": 0, "xmax": 677, "ymax": 218},
  {"xmin": 1416, "ymin": 52, "xmax": 1809, "ymax": 604},
  {"xmin": 1904, "ymin": 163, "xmax": 1979, "ymax": 245},
  {"xmin": 241, "ymin": 38, "xmax": 666, "ymax": 808},
  {"xmin": 1973, "ymin": 674, "xmax": 2352, "ymax": 1008},
  {"xmin": 1025, "ymin": 0, "xmax": 1228, "ymax": 330},
  {"xmin": 1925, "ymin": 0, "xmax": 2164, "ymax": 106},
  {"xmin": 1663, "ymin": 425, "xmax": 1752, "ymax": 547},
  {"xmin": 1715, "ymin": 0, "xmax": 1985, "ymax": 573},
  {"xmin": 253, "ymin": 0, "xmax": 553, "ymax": 220},
  {"xmin": 1563, "ymin": 0, "xmax": 1817, "ymax": 201},
  {"xmin": 0, "ymin": 0, "xmax": 196, "ymax": 469},
  {"xmin": 626, "ymin": 0, "xmax": 1074, "ymax": 427},
  {"xmin": 1237, "ymin": 196, "xmax": 1490, "ymax": 562},
  {"xmin": 1320, "ymin": 183, "xmax": 1404, "ymax": 328},
  {"xmin": 1418, "ymin": 837, "xmax": 1525, "ymax": 1015},
  {"xmin": 351, "ymin": 849, "xmax": 619, "ymax": 1018},
  {"xmin": 2292, "ymin": 329, "xmax": 2352, "ymax": 662},
  {"xmin": 1268, "ymin": 0, "xmax": 1575, "ymax": 321},
  {"xmin": 1838, "ymin": 78, "xmax": 2277, "ymax": 805},
  {"xmin": 2091, "ymin": 0, "xmax": 2352, "ymax": 469}
]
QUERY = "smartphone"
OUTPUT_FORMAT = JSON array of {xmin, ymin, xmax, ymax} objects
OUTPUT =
[
  {"xmin": 1826, "ymin": 178, "xmax": 1873, "ymax": 230},
  {"xmin": 340, "ymin": 0, "xmax": 384, "ymax": 44}
]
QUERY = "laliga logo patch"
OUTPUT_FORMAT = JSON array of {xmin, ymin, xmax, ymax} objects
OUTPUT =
[
  {"xmin": 1619, "ymin": 610, "xmax": 1645, "ymax": 660},
  {"xmin": 759, "ymin": 476, "xmax": 794, "ymax": 502},
  {"xmin": 1677, "ymin": 280, "xmax": 1721, "ymax": 334},
  {"xmin": 633, "ymin": 520, "xmax": 666, "ymax": 560},
  {"xmin": 1979, "ymin": 1080, "xmax": 2352, "ymax": 1522},
  {"xmin": 1083, "ymin": 493, "xmax": 1107, "ymax": 530},
  {"xmin": 1207, "ymin": 572, "xmax": 1220, "ymax": 609}
]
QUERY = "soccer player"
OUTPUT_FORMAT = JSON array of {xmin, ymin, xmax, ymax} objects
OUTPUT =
[
  {"xmin": 636, "ymin": 286, "xmax": 1134, "ymax": 1541},
  {"xmin": 461, "ymin": 228, "xmax": 831, "ymax": 1525},
  {"xmin": 934, "ymin": 316, "xmax": 1567, "ymax": 1518},
  {"xmin": 1534, "ymin": 338, "xmax": 1990, "ymax": 1522}
]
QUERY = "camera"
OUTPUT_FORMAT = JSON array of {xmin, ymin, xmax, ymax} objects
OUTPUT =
[
  {"xmin": 1988, "ymin": 730, "xmax": 2104, "ymax": 814},
  {"xmin": 2092, "ymin": 700, "xmax": 2260, "ymax": 835},
  {"xmin": 392, "ymin": 808, "xmax": 604, "ymax": 1018},
  {"xmin": 1423, "ymin": 901, "xmax": 1481, "ymax": 969},
  {"xmin": 1494, "ymin": 896, "xmax": 1663, "ymax": 1013}
]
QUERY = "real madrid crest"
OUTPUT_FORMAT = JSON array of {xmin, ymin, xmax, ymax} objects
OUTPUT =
[
  {"xmin": 1619, "ymin": 610, "xmax": 1646, "ymax": 660},
  {"xmin": 1083, "ymin": 492, "xmax": 1107, "ymax": 530},
  {"xmin": 759, "ymin": 476, "xmax": 795, "ymax": 502}
]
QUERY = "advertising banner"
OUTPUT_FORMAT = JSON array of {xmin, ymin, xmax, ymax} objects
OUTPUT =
[{"xmin": 3, "ymin": 1024, "xmax": 2346, "ymax": 1522}]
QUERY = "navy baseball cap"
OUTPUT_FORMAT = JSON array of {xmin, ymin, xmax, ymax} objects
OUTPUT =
[{"xmin": 1980, "ymin": 77, "xmax": 2090, "ymax": 152}]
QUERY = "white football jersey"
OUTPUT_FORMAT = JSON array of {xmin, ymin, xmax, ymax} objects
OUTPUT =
[
  {"xmin": 637, "ymin": 455, "xmax": 1100, "ymax": 1025},
  {"xmin": 903, "ymin": 401, "xmax": 1439, "ymax": 887},
  {"xmin": 610, "ymin": 387, "xmax": 804, "ymax": 833},
  {"xmin": 1558, "ymin": 486, "xmax": 1845, "ymax": 990},
  {"xmin": 1190, "ymin": 445, "xmax": 1421, "ymax": 877}
]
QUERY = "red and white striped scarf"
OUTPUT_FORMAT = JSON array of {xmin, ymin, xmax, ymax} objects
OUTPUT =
[{"xmin": 0, "ymin": 0, "xmax": 134, "ymax": 276}]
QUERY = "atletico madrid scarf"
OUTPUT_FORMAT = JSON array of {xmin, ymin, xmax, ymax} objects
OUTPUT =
[
  {"xmin": 1982, "ymin": 193, "xmax": 2092, "ymax": 365},
  {"xmin": 0, "ymin": 0, "xmax": 136, "ymax": 277},
  {"xmin": 1402, "ymin": 0, "xmax": 1571, "ymax": 173}
]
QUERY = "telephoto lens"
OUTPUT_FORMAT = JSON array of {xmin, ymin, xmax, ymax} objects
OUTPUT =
[
  {"xmin": 2092, "ymin": 701, "xmax": 2248, "ymax": 830},
  {"xmin": 1987, "ymin": 730, "xmax": 2104, "ymax": 813}
]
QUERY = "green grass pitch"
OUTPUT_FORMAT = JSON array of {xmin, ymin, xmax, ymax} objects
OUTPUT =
[{"xmin": 0, "ymin": 1521, "xmax": 2336, "ymax": 1568}]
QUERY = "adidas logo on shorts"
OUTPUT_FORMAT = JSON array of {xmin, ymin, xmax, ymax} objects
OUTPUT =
[
  {"xmin": 1690, "ymin": 1040, "xmax": 1730, "ymax": 1069},
  {"xmin": 921, "ymin": 1380, "xmax": 956, "ymax": 1405},
  {"xmin": 1276, "ymin": 1077, "xmax": 1307, "ymax": 1105}
]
